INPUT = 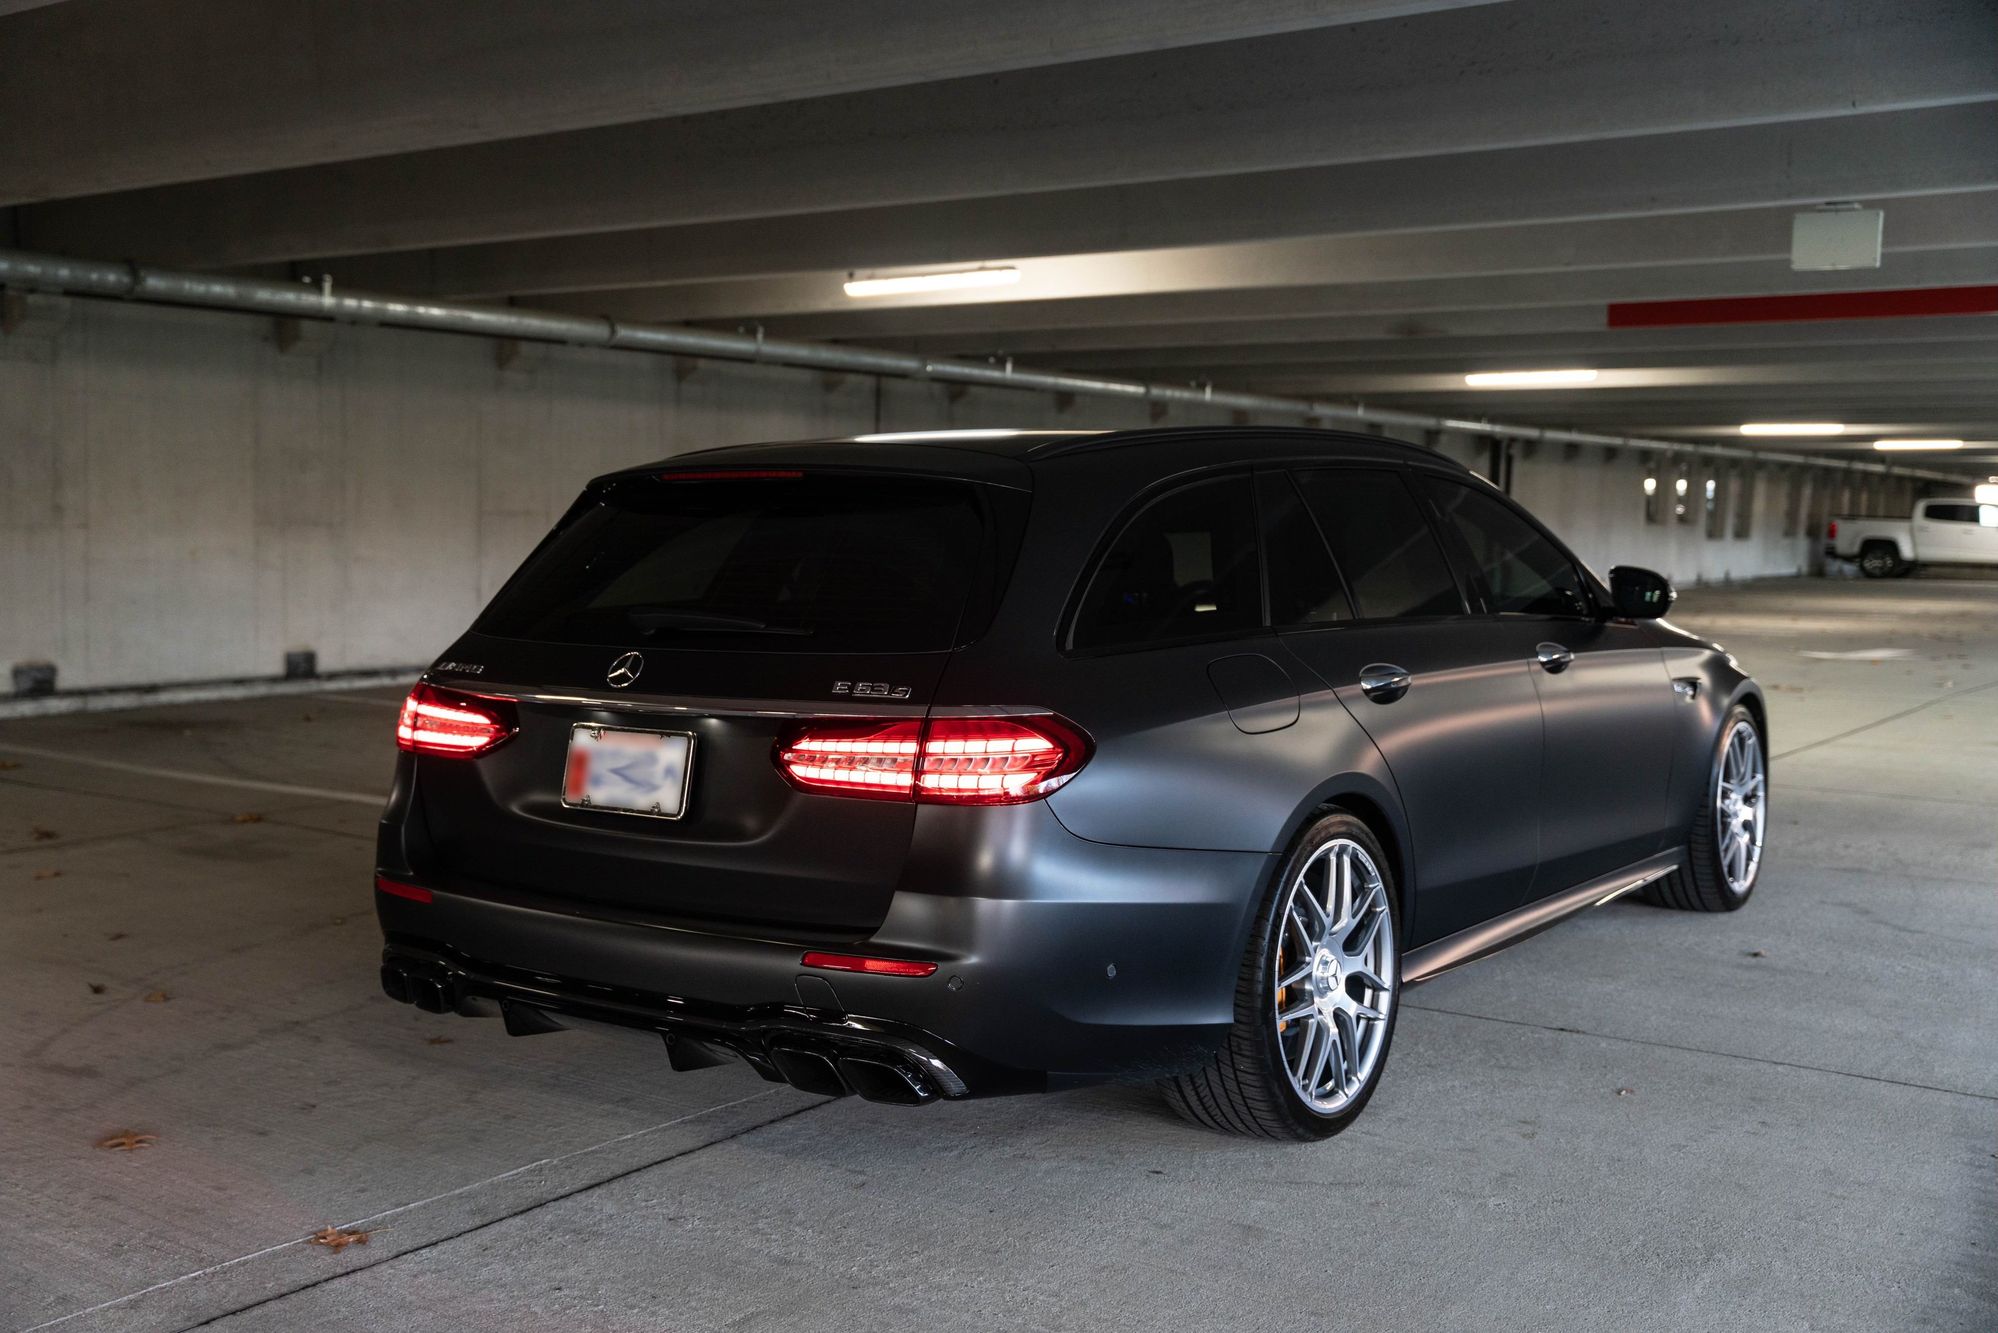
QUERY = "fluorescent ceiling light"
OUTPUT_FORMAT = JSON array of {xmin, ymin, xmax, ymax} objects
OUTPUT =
[
  {"xmin": 1738, "ymin": 422, "xmax": 1845, "ymax": 437},
  {"xmin": 1462, "ymin": 368, "xmax": 1598, "ymax": 387},
  {"xmin": 1872, "ymin": 438, "xmax": 1964, "ymax": 451},
  {"xmin": 843, "ymin": 268, "xmax": 1020, "ymax": 298},
  {"xmin": 1975, "ymin": 483, "xmax": 1998, "ymax": 504}
]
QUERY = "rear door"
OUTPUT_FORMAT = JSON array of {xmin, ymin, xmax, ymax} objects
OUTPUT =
[
  {"xmin": 1414, "ymin": 473, "xmax": 1678, "ymax": 894},
  {"xmin": 410, "ymin": 467, "xmax": 1026, "ymax": 935},
  {"xmin": 1277, "ymin": 466, "xmax": 1545, "ymax": 945}
]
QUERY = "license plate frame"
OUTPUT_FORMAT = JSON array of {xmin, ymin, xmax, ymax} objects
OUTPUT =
[{"xmin": 560, "ymin": 723, "xmax": 697, "ymax": 821}]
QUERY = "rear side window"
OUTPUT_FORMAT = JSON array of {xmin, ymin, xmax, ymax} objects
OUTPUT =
[
  {"xmin": 1071, "ymin": 474, "xmax": 1262, "ymax": 650},
  {"xmin": 1293, "ymin": 469, "xmax": 1465, "ymax": 620},
  {"xmin": 1924, "ymin": 502, "xmax": 1981, "ymax": 523},
  {"xmin": 476, "ymin": 473, "xmax": 1002, "ymax": 652},
  {"xmin": 1420, "ymin": 478, "xmax": 1593, "ymax": 618}
]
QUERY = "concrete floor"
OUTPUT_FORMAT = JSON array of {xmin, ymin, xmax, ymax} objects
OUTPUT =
[{"xmin": 3, "ymin": 578, "xmax": 1993, "ymax": 1332}]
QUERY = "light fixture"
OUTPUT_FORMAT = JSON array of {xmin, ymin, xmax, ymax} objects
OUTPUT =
[
  {"xmin": 1462, "ymin": 368, "xmax": 1598, "ymax": 387},
  {"xmin": 1975, "ymin": 483, "xmax": 1998, "ymax": 504},
  {"xmin": 843, "ymin": 267, "xmax": 1020, "ymax": 298},
  {"xmin": 1738, "ymin": 422, "xmax": 1845, "ymax": 437},
  {"xmin": 1872, "ymin": 438, "xmax": 1964, "ymax": 451}
]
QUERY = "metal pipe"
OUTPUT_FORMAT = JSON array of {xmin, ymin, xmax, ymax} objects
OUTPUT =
[{"xmin": 0, "ymin": 247, "xmax": 1958, "ymax": 482}]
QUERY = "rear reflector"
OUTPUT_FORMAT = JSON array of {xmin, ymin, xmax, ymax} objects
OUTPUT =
[
  {"xmin": 774, "ymin": 714, "xmax": 1090, "ymax": 804},
  {"xmin": 396, "ymin": 683, "xmax": 517, "ymax": 757},
  {"xmin": 375, "ymin": 875, "xmax": 433, "ymax": 904},
  {"xmin": 800, "ymin": 951, "xmax": 938, "ymax": 978}
]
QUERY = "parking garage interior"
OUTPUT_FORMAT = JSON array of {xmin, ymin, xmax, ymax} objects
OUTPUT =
[{"xmin": 2, "ymin": 2, "xmax": 1995, "ymax": 1329}]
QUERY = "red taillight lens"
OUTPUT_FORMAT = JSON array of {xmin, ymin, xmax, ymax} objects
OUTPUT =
[
  {"xmin": 395, "ymin": 683, "xmax": 516, "ymax": 757},
  {"xmin": 773, "ymin": 719, "xmax": 923, "ymax": 799},
  {"xmin": 774, "ymin": 714, "xmax": 1089, "ymax": 805},
  {"xmin": 916, "ymin": 716, "xmax": 1090, "ymax": 804},
  {"xmin": 1827, "ymin": 519, "xmax": 1838, "ymax": 539},
  {"xmin": 800, "ymin": 951, "xmax": 938, "ymax": 978}
]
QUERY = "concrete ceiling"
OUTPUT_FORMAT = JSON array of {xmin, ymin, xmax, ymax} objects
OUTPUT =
[{"xmin": 5, "ymin": 0, "xmax": 1996, "ymax": 474}]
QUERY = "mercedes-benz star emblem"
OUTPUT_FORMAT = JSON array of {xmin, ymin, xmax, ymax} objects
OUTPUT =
[{"xmin": 606, "ymin": 651, "xmax": 644, "ymax": 689}]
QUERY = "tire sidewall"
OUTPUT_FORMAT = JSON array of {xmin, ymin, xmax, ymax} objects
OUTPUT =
[{"xmin": 1249, "ymin": 813, "xmax": 1403, "ymax": 1138}]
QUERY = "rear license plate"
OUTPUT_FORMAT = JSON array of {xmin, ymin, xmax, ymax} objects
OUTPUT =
[{"xmin": 561, "ymin": 725, "xmax": 695, "ymax": 820}]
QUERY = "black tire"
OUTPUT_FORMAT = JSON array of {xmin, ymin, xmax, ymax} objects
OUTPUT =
[
  {"xmin": 1857, "ymin": 541, "xmax": 1902, "ymax": 578},
  {"xmin": 1644, "ymin": 704, "xmax": 1765, "ymax": 912},
  {"xmin": 1161, "ymin": 812, "xmax": 1402, "ymax": 1140}
]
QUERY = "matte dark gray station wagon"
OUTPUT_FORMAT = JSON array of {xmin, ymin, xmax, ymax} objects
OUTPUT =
[{"xmin": 375, "ymin": 427, "xmax": 1766, "ymax": 1139}]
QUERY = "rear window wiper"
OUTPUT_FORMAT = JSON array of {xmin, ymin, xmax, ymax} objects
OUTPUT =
[{"xmin": 620, "ymin": 607, "xmax": 814, "ymax": 636}]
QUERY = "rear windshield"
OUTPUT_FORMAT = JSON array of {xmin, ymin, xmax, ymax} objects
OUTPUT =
[{"xmin": 476, "ymin": 473, "xmax": 1007, "ymax": 652}]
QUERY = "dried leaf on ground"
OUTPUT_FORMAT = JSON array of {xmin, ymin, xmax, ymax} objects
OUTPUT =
[
  {"xmin": 143, "ymin": 990, "xmax": 170, "ymax": 1004},
  {"xmin": 232, "ymin": 812, "xmax": 264, "ymax": 824},
  {"xmin": 307, "ymin": 1225, "xmax": 371, "ymax": 1251},
  {"xmin": 33, "ymin": 868, "xmax": 61, "ymax": 880},
  {"xmin": 88, "ymin": 982, "xmax": 106, "ymax": 994},
  {"xmin": 424, "ymin": 1036, "xmax": 454, "ymax": 1046},
  {"xmin": 0, "ymin": 760, "xmax": 20, "ymax": 770},
  {"xmin": 97, "ymin": 1130, "xmax": 158, "ymax": 1152},
  {"xmin": 106, "ymin": 931, "xmax": 128, "ymax": 941},
  {"xmin": 30, "ymin": 826, "xmax": 58, "ymax": 841},
  {"xmin": 1746, "ymin": 948, "xmax": 1768, "ymax": 958}
]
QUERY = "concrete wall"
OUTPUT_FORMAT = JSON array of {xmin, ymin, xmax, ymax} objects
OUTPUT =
[{"xmin": 1, "ymin": 294, "xmax": 1902, "ymax": 693}]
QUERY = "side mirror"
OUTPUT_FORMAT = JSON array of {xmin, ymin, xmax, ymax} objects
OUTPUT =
[{"xmin": 1608, "ymin": 566, "xmax": 1675, "ymax": 620}]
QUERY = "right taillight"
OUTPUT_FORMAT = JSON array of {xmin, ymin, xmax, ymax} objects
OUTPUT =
[
  {"xmin": 774, "ymin": 714, "xmax": 1089, "ymax": 805},
  {"xmin": 395, "ymin": 682, "xmax": 517, "ymax": 757}
]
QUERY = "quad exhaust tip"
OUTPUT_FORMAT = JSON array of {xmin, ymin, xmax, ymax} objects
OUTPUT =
[{"xmin": 381, "ymin": 959, "xmax": 945, "ymax": 1104}]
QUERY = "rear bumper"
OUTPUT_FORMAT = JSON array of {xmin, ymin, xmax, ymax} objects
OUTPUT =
[{"xmin": 376, "ymin": 801, "xmax": 1270, "ymax": 1099}]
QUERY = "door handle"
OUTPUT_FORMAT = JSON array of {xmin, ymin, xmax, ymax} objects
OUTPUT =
[
  {"xmin": 1535, "ymin": 642, "xmax": 1575, "ymax": 673},
  {"xmin": 1358, "ymin": 663, "xmax": 1412, "ymax": 704}
]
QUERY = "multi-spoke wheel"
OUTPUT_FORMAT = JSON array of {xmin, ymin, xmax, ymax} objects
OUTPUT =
[
  {"xmin": 1163, "ymin": 812, "xmax": 1401, "ymax": 1139},
  {"xmin": 1647, "ymin": 703, "xmax": 1767, "ymax": 912},
  {"xmin": 1273, "ymin": 838, "xmax": 1395, "ymax": 1115}
]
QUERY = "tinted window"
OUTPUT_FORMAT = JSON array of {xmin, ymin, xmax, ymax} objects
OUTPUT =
[
  {"xmin": 477, "ymin": 473, "xmax": 996, "ymax": 652},
  {"xmin": 1925, "ymin": 502, "xmax": 1980, "ymax": 523},
  {"xmin": 1422, "ymin": 478, "xmax": 1592, "ymax": 617},
  {"xmin": 1293, "ymin": 469, "xmax": 1464, "ymax": 620},
  {"xmin": 1073, "ymin": 475, "xmax": 1262, "ymax": 650},
  {"xmin": 1261, "ymin": 472, "xmax": 1353, "ymax": 627}
]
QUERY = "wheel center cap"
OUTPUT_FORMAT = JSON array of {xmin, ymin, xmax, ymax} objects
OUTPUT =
[{"xmin": 1310, "ymin": 948, "xmax": 1340, "ymax": 998}]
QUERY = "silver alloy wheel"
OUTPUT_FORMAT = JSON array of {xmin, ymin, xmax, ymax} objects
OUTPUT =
[
  {"xmin": 1272, "ymin": 838, "xmax": 1396, "ymax": 1115},
  {"xmin": 1714, "ymin": 717, "xmax": 1767, "ymax": 896},
  {"xmin": 1860, "ymin": 547, "xmax": 1896, "ymax": 577}
]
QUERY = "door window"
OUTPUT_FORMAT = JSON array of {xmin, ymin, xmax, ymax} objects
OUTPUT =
[
  {"xmin": 1071, "ymin": 474, "xmax": 1263, "ymax": 650},
  {"xmin": 1292, "ymin": 469, "xmax": 1465, "ymax": 620},
  {"xmin": 1419, "ymin": 477, "xmax": 1593, "ymax": 618},
  {"xmin": 1260, "ymin": 472, "xmax": 1354, "ymax": 627},
  {"xmin": 1923, "ymin": 502, "xmax": 1981, "ymax": 523}
]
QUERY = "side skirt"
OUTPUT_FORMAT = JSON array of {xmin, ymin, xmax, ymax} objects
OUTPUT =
[{"xmin": 1402, "ymin": 848, "xmax": 1684, "ymax": 986}]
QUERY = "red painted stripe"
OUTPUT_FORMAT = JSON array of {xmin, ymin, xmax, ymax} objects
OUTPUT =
[{"xmin": 1607, "ymin": 285, "xmax": 1998, "ymax": 328}]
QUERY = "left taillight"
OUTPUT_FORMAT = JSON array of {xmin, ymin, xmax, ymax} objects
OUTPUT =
[
  {"xmin": 774, "ymin": 714, "xmax": 1090, "ymax": 805},
  {"xmin": 395, "ymin": 682, "xmax": 517, "ymax": 758}
]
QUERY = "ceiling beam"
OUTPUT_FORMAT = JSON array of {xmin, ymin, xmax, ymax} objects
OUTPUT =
[
  {"xmin": 656, "ymin": 248, "xmax": 1998, "ymax": 342},
  {"xmin": 0, "ymin": 0, "xmax": 1504, "ymax": 206},
  {"xmin": 306, "ymin": 106, "xmax": 1998, "ymax": 298},
  {"xmin": 528, "ymin": 193, "xmax": 1998, "ymax": 323},
  {"xmin": 20, "ymin": 0, "xmax": 1995, "ymax": 265}
]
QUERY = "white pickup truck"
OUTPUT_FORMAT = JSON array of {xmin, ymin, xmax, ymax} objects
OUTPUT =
[{"xmin": 1827, "ymin": 498, "xmax": 1998, "ymax": 577}]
